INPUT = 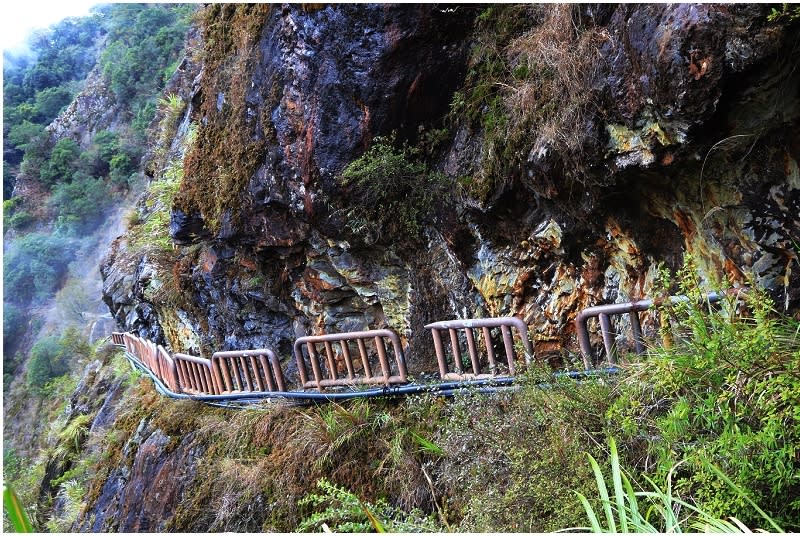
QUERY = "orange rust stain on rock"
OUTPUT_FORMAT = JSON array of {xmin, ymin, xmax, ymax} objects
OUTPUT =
[
  {"xmin": 723, "ymin": 258, "xmax": 745, "ymax": 285},
  {"xmin": 534, "ymin": 339, "xmax": 561, "ymax": 356},
  {"xmin": 581, "ymin": 254, "xmax": 604, "ymax": 288},
  {"xmin": 688, "ymin": 53, "xmax": 711, "ymax": 80},
  {"xmin": 303, "ymin": 268, "xmax": 338, "ymax": 294},
  {"xmin": 238, "ymin": 256, "xmax": 257, "ymax": 271},
  {"xmin": 673, "ymin": 209, "xmax": 697, "ymax": 241},
  {"xmin": 200, "ymin": 248, "xmax": 218, "ymax": 273},
  {"xmin": 512, "ymin": 270, "xmax": 533, "ymax": 297}
]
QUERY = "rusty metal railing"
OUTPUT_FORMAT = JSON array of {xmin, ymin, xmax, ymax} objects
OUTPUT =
[
  {"xmin": 111, "ymin": 312, "xmax": 642, "ymax": 403},
  {"xmin": 424, "ymin": 317, "xmax": 534, "ymax": 380},
  {"xmin": 111, "ymin": 332, "xmax": 125, "ymax": 345},
  {"xmin": 575, "ymin": 290, "xmax": 736, "ymax": 368},
  {"xmin": 121, "ymin": 332, "xmax": 180, "ymax": 393},
  {"xmin": 211, "ymin": 349, "xmax": 287, "ymax": 394},
  {"xmin": 174, "ymin": 353, "xmax": 219, "ymax": 395},
  {"xmin": 293, "ymin": 329, "xmax": 408, "ymax": 390}
]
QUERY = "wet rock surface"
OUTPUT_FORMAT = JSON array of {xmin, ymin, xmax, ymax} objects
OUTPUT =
[
  {"xmin": 80, "ymin": 419, "xmax": 204, "ymax": 532},
  {"xmin": 102, "ymin": 4, "xmax": 799, "ymax": 368}
]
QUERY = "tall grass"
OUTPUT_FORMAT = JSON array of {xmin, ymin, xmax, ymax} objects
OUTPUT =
[
  {"xmin": 3, "ymin": 484, "xmax": 34, "ymax": 532},
  {"xmin": 570, "ymin": 438, "xmax": 784, "ymax": 533}
]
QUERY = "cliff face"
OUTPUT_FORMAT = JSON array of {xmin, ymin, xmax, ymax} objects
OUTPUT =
[{"xmin": 102, "ymin": 4, "xmax": 800, "ymax": 370}]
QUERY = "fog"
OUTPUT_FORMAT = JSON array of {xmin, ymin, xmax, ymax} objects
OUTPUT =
[
  {"xmin": 42, "ymin": 191, "xmax": 135, "ymax": 343},
  {"xmin": 1, "ymin": 0, "xmax": 99, "ymax": 52}
]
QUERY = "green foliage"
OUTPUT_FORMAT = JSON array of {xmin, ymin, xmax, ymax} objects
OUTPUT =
[
  {"xmin": 3, "ymin": 198, "xmax": 35, "ymax": 230},
  {"xmin": 39, "ymin": 138, "xmax": 80, "ymax": 186},
  {"xmin": 3, "ymin": 15, "xmax": 101, "ymax": 108},
  {"xmin": 435, "ymin": 374, "xmax": 608, "ymax": 532},
  {"xmin": 573, "ymin": 438, "xmax": 783, "ymax": 533},
  {"xmin": 50, "ymin": 172, "xmax": 112, "ymax": 234},
  {"xmin": 3, "ymin": 484, "xmax": 34, "ymax": 533},
  {"xmin": 3, "ymin": 302, "xmax": 27, "ymax": 358},
  {"xmin": 17, "ymin": 134, "xmax": 51, "ymax": 182},
  {"xmin": 158, "ymin": 93, "xmax": 184, "ymax": 118},
  {"xmin": 98, "ymin": 4, "xmax": 194, "ymax": 110},
  {"xmin": 6, "ymin": 121, "xmax": 45, "ymax": 151},
  {"xmin": 3, "ymin": 10, "xmax": 102, "ymax": 198},
  {"xmin": 6, "ymin": 210, "xmax": 35, "ymax": 230},
  {"xmin": 151, "ymin": 93, "xmax": 186, "ymax": 168},
  {"xmin": 340, "ymin": 134, "xmax": 449, "ymax": 243},
  {"xmin": 297, "ymin": 478, "xmax": 440, "ymax": 533},
  {"xmin": 33, "ymin": 85, "xmax": 74, "ymax": 122},
  {"xmin": 54, "ymin": 414, "xmax": 92, "ymax": 462},
  {"xmin": 26, "ymin": 328, "xmax": 90, "ymax": 395},
  {"xmin": 3, "ymin": 3, "xmax": 192, "ymax": 202},
  {"xmin": 131, "ymin": 101, "xmax": 157, "ymax": 139},
  {"xmin": 128, "ymin": 158, "xmax": 183, "ymax": 251},
  {"xmin": 767, "ymin": 3, "xmax": 800, "ymax": 22},
  {"xmin": 3, "ymin": 448, "xmax": 23, "ymax": 483},
  {"xmin": 608, "ymin": 259, "xmax": 800, "ymax": 530},
  {"xmin": 3, "ymin": 233, "xmax": 74, "ymax": 305},
  {"xmin": 26, "ymin": 336, "xmax": 70, "ymax": 393},
  {"xmin": 45, "ymin": 479, "xmax": 85, "ymax": 532},
  {"xmin": 311, "ymin": 401, "xmax": 393, "ymax": 471},
  {"xmin": 92, "ymin": 130, "xmax": 120, "ymax": 164},
  {"xmin": 109, "ymin": 153, "xmax": 135, "ymax": 185},
  {"xmin": 72, "ymin": 129, "xmax": 140, "ymax": 185}
]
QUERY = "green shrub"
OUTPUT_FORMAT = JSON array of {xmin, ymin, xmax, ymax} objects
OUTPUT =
[
  {"xmin": 39, "ymin": 138, "xmax": 80, "ymax": 186},
  {"xmin": 50, "ymin": 172, "xmax": 112, "ymax": 234},
  {"xmin": 33, "ymin": 85, "xmax": 74, "ymax": 123},
  {"xmin": 99, "ymin": 4, "xmax": 193, "ymax": 109},
  {"xmin": 298, "ymin": 478, "xmax": 440, "ymax": 533},
  {"xmin": 26, "ymin": 336, "xmax": 70, "ymax": 392},
  {"xmin": 3, "ymin": 233, "xmax": 74, "ymax": 305},
  {"xmin": 3, "ymin": 197, "xmax": 35, "ymax": 230},
  {"xmin": 340, "ymin": 135, "xmax": 449, "ymax": 244},
  {"xmin": 109, "ymin": 153, "xmax": 135, "ymax": 185},
  {"xmin": 6, "ymin": 121, "xmax": 46, "ymax": 151},
  {"xmin": 93, "ymin": 130, "xmax": 120, "ymax": 164},
  {"xmin": 7, "ymin": 210, "xmax": 35, "ymax": 230},
  {"xmin": 608, "ymin": 260, "xmax": 800, "ymax": 530},
  {"xmin": 26, "ymin": 328, "xmax": 90, "ymax": 394}
]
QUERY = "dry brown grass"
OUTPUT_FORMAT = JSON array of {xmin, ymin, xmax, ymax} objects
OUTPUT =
[
  {"xmin": 504, "ymin": 5, "xmax": 611, "ymax": 178},
  {"xmin": 455, "ymin": 5, "xmax": 612, "ymax": 200}
]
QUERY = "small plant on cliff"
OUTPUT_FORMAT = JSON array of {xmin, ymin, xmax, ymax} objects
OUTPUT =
[
  {"xmin": 45, "ymin": 479, "xmax": 86, "ymax": 532},
  {"xmin": 128, "ymin": 158, "xmax": 182, "ymax": 252},
  {"xmin": 152, "ymin": 93, "xmax": 186, "ymax": 171},
  {"xmin": 767, "ymin": 3, "xmax": 800, "ymax": 23},
  {"xmin": 340, "ymin": 134, "xmax": 448, "ymax": 243},
  {"xmin": 297, "ymin": 478, "xmax": 440, "ymax": 533}
]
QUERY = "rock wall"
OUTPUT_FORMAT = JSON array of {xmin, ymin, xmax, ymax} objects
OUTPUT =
[{"xmin": 102, "ymin": 4, "xmax": 800, "ymax": 371}]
